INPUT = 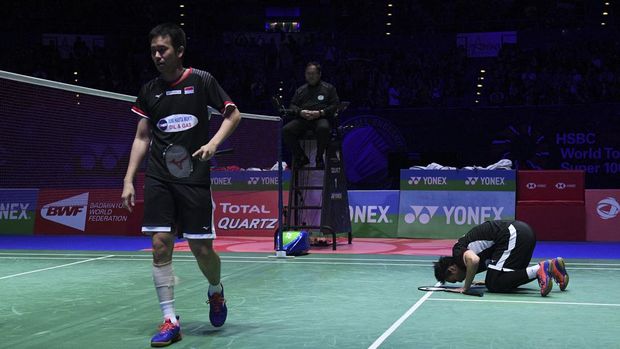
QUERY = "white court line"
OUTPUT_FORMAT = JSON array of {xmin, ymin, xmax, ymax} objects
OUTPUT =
[
  {"xmin": 0, "ymin": 252, "xmax": 435, "ymax": 263},
  {"xmin": 427, "ymin": 298, "xmax": 620, "ymax": 307},
  {"xmin": 0, "ymin": 255, "xmax": 114, "ymax": 280},
  {"xmin": 2, "ymin": 252, "xmax": 619, "ymax": 266},
  {"xmin": 2, "ymin": 255, "xmax": 620, "ymax": 269},
  {"xmin": 0, "ymin": 256, "xmax": 429, "ymax": 267},
  {"xmin": 368, "ymin": 283, "xmax": 440, "ymax": 349}
]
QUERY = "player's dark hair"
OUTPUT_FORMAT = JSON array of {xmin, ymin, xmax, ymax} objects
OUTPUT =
[
  {"xmin": 306, "ymin": 61, "xmax": 322, "ymax": 73},
  {"xmin": 149, "ymin": 23, "xmax": 187, "ymax": 52},
  {"xmin": 433, "ymin": 256, "xmax": 454, "ymax": 283}
]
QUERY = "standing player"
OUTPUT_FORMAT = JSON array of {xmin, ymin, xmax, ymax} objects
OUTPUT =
[
  {"xmin": 433, "ymin": 220, "xmax": 569, "ymax": 296},
  {"xmin": 121, "ymin": 23, "xmax": 241, "ymax": 347}
]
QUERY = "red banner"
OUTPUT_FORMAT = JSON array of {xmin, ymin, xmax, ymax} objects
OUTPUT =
[
  {"xmin": 34, "ymin": 189, "xmax": 142, "ymax": 235},
  {"xmin": 517, "ymin": 170, "xmax": 585, "ymax": 202},
  {"xmin": 585, "ymin": 189, "xmax": 620, "ymax": 241},
  {"xmin": 212, "ymin": 191, "xmax": 287, "ymax": 237}
]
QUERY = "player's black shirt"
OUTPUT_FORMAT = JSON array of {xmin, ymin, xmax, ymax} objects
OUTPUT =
[
  {"xmin": 289, "ymin": 81, "xmax": 339, "ymax": 119},
  {"xmin": 452, "ymin": 220, "xmax": 515, "ymax": 273},
  {"xmin": 131, "ymin": 68, "xmax": 235, "ymax": 184}
]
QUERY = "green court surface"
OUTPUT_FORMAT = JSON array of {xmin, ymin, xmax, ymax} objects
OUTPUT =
[{"xmin": 1, "ymin": 251, "xmax": 619, "ymax": 349}]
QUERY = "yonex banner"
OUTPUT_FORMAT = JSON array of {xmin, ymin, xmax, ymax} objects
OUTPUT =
[
  {"xmin": 398, "ymin": 170, "xmax": 516, "ymax": 238},
  {"xmin": 348, "ymin": 190, "xmax": 399, "ymax": 238},
  {"xmin": 0, "ymin": 189, "xmax": 39, "ymax": 235},
  {"xmin": 210, "ymin": 171, "xmax": 291, "ymax": 191}
]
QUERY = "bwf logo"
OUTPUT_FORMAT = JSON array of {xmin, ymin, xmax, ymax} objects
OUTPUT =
[
  {"xmin": 41, "ymin": 193, "xmax": 89, "ymax": 231},
  {"xmin": 408, "ymin": 177, "xmax": 422, "ymax": 185},
  {"xmin": 248, "ymin": 177, "xmax": 260, "ymax": 185},
  {"xmin": 404, "ymin": 206, "xmax": 439, "ymax": 224},
  {"xmin": 465, "ymin": 177, "xmax": 479, "ymax": 185}
]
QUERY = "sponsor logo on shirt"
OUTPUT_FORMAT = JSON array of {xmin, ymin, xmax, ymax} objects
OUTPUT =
[
  {"xmin": 317, "ymin": 94, "xmax": 325, "ymax": 101},
  {"xmin": 157, "ymin": 114, "xmax": 199, "ymax": 132},
  {"xmin": 166, "ymin": 90, "xmax": 182, "ymax": 96},
  {"xmin": 184, "ymin": 86, "xmax": 195, "ymax": 94}
]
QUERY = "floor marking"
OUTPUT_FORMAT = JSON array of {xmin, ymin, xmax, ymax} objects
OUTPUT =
[
  {"xmin": 0, "ymin": 255, "xmax": 114, "ymax": 280},
  {"xmin": 427, "ymin": 298, "xmax": 620, "ymax": 307},
  {"xmin": 368, "ymin": 283, "xmax": 440, "ymax": 349}
]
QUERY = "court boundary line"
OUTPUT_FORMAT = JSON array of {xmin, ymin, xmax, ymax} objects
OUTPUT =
[
  {"xmin": 367, "ymin": 283, "xmax": 440, "ymax": 349},
  {"xmin": 0, "ymin": 255, "xmax": 114, "ymax": 280},
  {"xmin": 2, "ymin": 254, "xmax": 620, "ymax": 269},
  {"xmin": 428, "ymin": 298, "xmax": 620, "ymax": 307},
  {"xmin": 1, "ymin": 252, "xmax": 619, "ymax": 266}
]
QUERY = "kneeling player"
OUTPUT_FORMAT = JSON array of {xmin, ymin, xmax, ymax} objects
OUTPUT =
[{"xmin": 433, "ymin": 220, "xmax": 569, "ymax": 296}]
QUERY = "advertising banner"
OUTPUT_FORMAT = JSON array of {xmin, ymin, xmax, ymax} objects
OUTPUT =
[
  {"xmin": 211, "ymin": 171, "xmax": 290, "ymax": 237},
  {"xmin": 585, "ymin": 189, "xmax": 620, "ymax": 241},
  {"xmin": 0, "ymin": 189, "xmax": 39, "ymax": 235},
  {"xmin": 348, "ymin": 190, "xmax": 399, "ymax": 238},
  {"xmin": 34, "ymin": 189, "xmax": 142, "ymax": 235},
  {"xmin": 398, "ymin": 170, "xmax": 516, "ymax": 238}
]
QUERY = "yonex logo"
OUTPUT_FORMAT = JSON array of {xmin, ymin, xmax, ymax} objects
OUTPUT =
[
  {"xmin": 597, "ymin": 197, "xmax": 620, "ymax": 220},
  {"xmin": 248, "ymin": 177, "xmax": 260, "ymax": 185},
  {"xmin": 404, "ymin": 206, "xmax": 438, "ymax": 224},
  {"xmin": 408, "ymin": 177, "xmax": 421, "ymax": 185},
  {"xmin": 0, "ymin": 203, "xmax": 29, "ymax": 220},
  {"xmin": 465, "ymin": 177, "xmax": 479, "ymax": 185},
  {"xmin": 555, "ymin": 182, "xmax": 567, "ymax": 189},
  {"xmin": 526, "ymin": 183, "xmax": 537, "ymax": 189}
]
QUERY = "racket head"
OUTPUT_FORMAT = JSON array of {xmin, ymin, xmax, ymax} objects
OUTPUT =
[{"xmin": 163, "ymin": 144, "xmax": 193, "ymax": 178}]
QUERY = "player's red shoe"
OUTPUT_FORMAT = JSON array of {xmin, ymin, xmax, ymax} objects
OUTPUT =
[
  {"xmin": 537, "ymin": 260, "xmax": 553, "ymax": 297},
  {"xmin": 550, "ymin": 257, "xmax": 569, "ymax": 291}
]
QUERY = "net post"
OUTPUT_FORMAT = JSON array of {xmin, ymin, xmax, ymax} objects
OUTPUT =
[{"xmin": 268, "ymin": 115, "xmax": 294, "ymax": 259}]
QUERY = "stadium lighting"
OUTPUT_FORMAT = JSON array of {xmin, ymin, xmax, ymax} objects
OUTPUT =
[
  {"xmin": 477, "ymin": 84, "xmax": 483, "ymax": 88},
  {"xmin": 388, "ymin": 3, "xmax": 393, "ymax": 7},
  {"xmin": 180, "ymin": 22, "xmax": 185, "ymax": 26},
  {"xmin": 387, "ymin": 13, "xmax": 392, "ymax": 16},
  {"xmin": 386, "ymin": 22, "xmax": 392, "ymax": 26},
  {"xmin": 480, "ymin": 69, "xmax": 486, "ymax": 73},
  {"xmin": 179, "ymin": 4, "xmax": 185, "ymax": 8},
  {"xmin": 386, "ymin": 32, "xmax": 391, "ymax": 36},
  {"xmin": 601, "ymin": 22, "xmax": 606, "ymax": 26},
  {"xmin": 603, "ymin": 12, "xmax": 609, "ymax": 15},
  {"xmin": 180, "ymin": 13, "xmax": 185, "ymax": 17}
]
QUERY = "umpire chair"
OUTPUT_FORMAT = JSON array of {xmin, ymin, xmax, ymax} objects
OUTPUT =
[{"xmin": 275, "ymin": 98, "xmax": 353, "ymax": 250}]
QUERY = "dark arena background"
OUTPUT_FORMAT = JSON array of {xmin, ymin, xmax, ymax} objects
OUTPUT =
[{"xmin": 1, "ymin": 1, "xmax": 620, "ymax": 348}]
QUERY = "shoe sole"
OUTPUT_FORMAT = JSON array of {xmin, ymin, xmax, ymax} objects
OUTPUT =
[
  {"xmin": 553, "ymin": 257, "xmax": 569, "ymax": 291},
  {"xmin": 151, "ymin": 333, "xmax": 182, "ymax": 347}
]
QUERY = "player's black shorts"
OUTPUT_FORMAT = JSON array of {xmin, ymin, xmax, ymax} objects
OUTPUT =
[
  {"xmin": 142, "ymin": 176, "xmax": 215, "ymax": 239},
  {"xmin": 487, "ymin": 220, "xmax": 536, "ymax": 272}
]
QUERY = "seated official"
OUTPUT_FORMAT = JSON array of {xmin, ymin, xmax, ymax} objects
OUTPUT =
[{"xmin": 283, "ymin": 62, "xmax": 339, "ymax": 169}]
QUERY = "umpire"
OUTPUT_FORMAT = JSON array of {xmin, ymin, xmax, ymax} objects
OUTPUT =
[{"xmin": 283, "ymin": 62, "xmax": 340, "ymax": 169}]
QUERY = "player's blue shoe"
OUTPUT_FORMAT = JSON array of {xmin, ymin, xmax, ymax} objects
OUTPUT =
[
  {"xmin": 150, "ymin": 317, "xmax": 182, "ymax": 347},
  {"xmin": 537, "ymin": 260, "xmax": 553, "ymax": 297},
  {"xmin": 550, "ymin": 257, "xmax": 569, "ymax": 291},
  {"xmin": 208, "ymin": 285, "xmax": 227, "ymax": 327}
]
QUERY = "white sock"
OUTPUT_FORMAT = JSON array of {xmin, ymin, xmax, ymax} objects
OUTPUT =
[
  {"xmin": 208, "ymin": 283, "xmax": 223, "ymax": 296},
  {"xmin": 153, "ymin": 262, "xmax": 177, "ymax": 323},
  {"xmin": 526, "ymin": 264, "xmax": 540, "ymax": 279}
]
